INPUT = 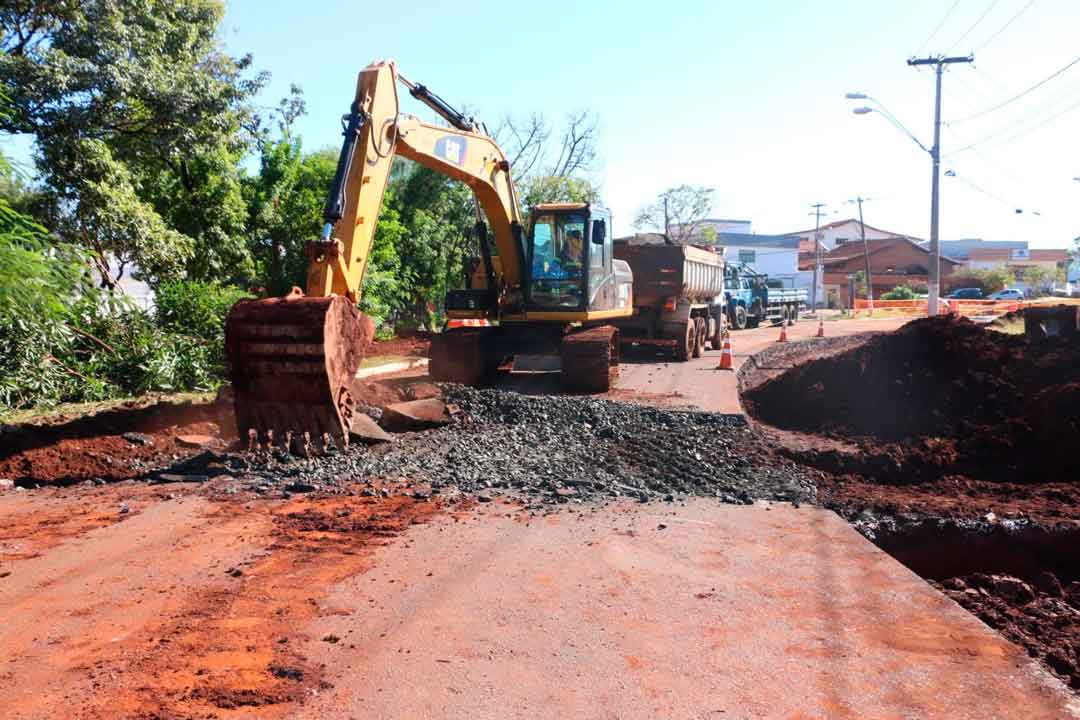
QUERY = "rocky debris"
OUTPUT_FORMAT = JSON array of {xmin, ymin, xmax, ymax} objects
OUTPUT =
[
  {"xmin": 0, "ymin": 479, "xmax": 12, "ymax": 491},
  {"xmin": 349, "ymin": 414, "xmax": 394, "ymax": 444},
  {"xmin": 176, "ymin": 434, "xmax": 219, "ymax": 449},
  {"xmin": 175, "ymin": 386, "xmax": 814, "ymax": 506},
  {"xmin": 378, "ymin": 399, "xmax": 451, "ymax": 432},
  {"xmin": 122, "ymin": 432, "xmax": 154, "ymax": 446},
  {"xmin": 937, "ymin": 571, "xmax": 1080, "ymax": 689}
]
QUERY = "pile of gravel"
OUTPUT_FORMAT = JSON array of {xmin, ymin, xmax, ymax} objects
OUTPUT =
[{"xmin": 167, "ymin": 386, "xmax": 815, "ymax": 506}]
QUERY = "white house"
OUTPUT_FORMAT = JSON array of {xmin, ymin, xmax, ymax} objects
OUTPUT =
[
  {"xmin": 712, "ymin": 232, "xmax": 803, "ymax": 288},
  {"xmin": 789, "ymin": 218, "xmax": 907, "ymax": 253}
]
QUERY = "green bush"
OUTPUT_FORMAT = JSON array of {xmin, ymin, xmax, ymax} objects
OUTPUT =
[
  {"xmin": 881, "ymin": 284, "xmax": 917, "ymax": 300},
  {"xmin": 154, "ymin": 279, "xmax": 250, "ymax": 375}
]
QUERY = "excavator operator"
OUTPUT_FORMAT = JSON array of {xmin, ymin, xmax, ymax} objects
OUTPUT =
[{"xmin": 561, "ymin": 228, "xmax": 584, "ymax": 266}]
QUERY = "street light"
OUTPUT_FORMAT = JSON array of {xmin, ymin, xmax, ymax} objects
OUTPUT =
[{"xmin": 847, "ymin": 90, "xmax": 939, "ymax": 315}]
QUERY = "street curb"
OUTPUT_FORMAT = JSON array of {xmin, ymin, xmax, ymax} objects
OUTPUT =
[{"xmin": 355, "ymin": 357, "xmax": 429, "ymax": 379}]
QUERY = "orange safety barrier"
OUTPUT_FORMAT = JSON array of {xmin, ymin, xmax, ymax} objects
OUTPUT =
[
  {"xmin": 446, "ymin": 318, "xmax": 494, "ymax": 328},
  {"xmin": 850, "ymin": 298, "xmax": 1028, "ymax": 318}
]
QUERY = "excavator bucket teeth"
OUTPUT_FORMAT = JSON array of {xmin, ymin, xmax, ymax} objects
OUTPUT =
[{"xmin": 225, "ymin": 292, "xmax": 370, "ymax": 449}]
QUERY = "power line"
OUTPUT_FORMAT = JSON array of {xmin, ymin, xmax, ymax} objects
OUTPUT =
[
  {"xmin": 917, "ymin": 0, "xmax": 962, "ymax": 54},
  {"xmin": 992, "ymin": 94, "xmax": 1080, "ymax": 147},
  {"xmin": 973, "ymin": 0, "xmax": 1035, "ymax": 53},
  {"xmin": 948, "ymin": 79, "xmax": 1080, "ymax": 152},
  {"xmin": 947, "ymin": 0, "xmax": 1001, "ymax": 53},
  {"xmin": 951, "ymin": 53, "xmax": 1080, "ymax": 123}
]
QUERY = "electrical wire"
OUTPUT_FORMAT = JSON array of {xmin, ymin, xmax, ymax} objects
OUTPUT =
[
  {"xmin": 991, "ymin": 93, "xmax": 1080, "ymax": 147},
  {"xmin": 948, "ymin": 79, "xmax": 1080, "ymax": 152},
  {"xmin": 916, "ymin": 0, "xmax": 962, "ymax": 54},
  {"xmin": 947, "ymin": 0, "xmax": 1001, "ymax": 53},
  {"xmin": 973, "ymin": 0, "xmax": 1036, "ymax": 53},
  {"xmin": 951, "ymin": 53, "xmax": 1080, "ymax": 123}
]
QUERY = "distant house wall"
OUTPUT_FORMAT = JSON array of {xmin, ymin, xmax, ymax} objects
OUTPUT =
[
  {"xmin": 722, "ymin": 244, "xmax": 799, "ymax": 283},
  {"xmin": 823, "ymin": 237, "xmax": 957, "ymax": 304}
]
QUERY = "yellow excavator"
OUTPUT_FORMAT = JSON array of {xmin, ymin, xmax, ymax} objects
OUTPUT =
[{"xmin": 225, "ymin": 60, "xmax": 633, "ymax": 448}]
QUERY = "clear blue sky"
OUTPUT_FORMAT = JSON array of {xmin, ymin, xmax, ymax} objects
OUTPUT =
[{"xmin": 12, "ymin": 1, "xmax": 1080, "ymax": 248}]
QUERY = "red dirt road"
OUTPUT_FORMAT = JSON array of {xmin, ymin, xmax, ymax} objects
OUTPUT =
[
  {"xmin": 295, "ymin": 498, "xmax": 1076, "ymax": 719},
  {"xmin": 614, "ymin": 317, "xmax": 912, "ymax": 414},
  {"xmin": 0, "ymin": 482, "xmax": 442, "ymax": 719}
]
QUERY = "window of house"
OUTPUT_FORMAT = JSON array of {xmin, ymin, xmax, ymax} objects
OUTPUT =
[
  {"xmin": 835, "ymin": 237, "xmax": 848, "ymax": 245},
  {"xmin": 738, "ymin": 249, "xmax": 756, "ymax": 264}
]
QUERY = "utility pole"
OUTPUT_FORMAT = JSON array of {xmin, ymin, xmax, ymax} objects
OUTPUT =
[
  {"xmin": 809, "ymin": 203, "xmax": 826, "ymax": 311},
  {"xmin": 854, "ymin": 197, "xmax": 873, "ymax": 311},
  {"xmin": 908, "ymin": 54, "xmax": 973, "ymax": 316}
]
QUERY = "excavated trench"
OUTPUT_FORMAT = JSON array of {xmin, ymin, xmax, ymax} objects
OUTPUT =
[{"xmin": 740, "ymin": 314, "xmax": 1080, "ymax": 690}]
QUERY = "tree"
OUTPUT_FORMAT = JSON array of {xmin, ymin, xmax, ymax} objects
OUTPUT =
[
  {"xmin": 1022, "ymin": 265, "xmax": 1051, "ymax": 296},
  {"xmin": 0, "ymin": 0, "xmax": 268, "ymax": 289},
  {"xmin": 495, "ymin": 110, "xmax": 601, "ymax": 213},
  {"xmin": 633, "ymin": 185, "xmax": 715, "ymax": 244}
]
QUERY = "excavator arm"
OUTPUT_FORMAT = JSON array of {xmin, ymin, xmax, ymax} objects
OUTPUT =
[
  {"xmin": 306, "ymin": 61, "xmax": 525, "ymax": 301},
  {"xmin": 224, "ymin": 61, "xmax": 525, "ymax": 449}
]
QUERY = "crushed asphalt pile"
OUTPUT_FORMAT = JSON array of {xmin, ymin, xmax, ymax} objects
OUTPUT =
[
  {"xmin": 743, "ymin": 315, "xmax": 1080, "ymax": 484},
  {"xmin": 171, "ymin": 386, "xmax": 815, "ymax": 506}
]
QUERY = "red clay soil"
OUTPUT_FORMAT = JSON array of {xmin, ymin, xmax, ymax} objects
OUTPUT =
[
  {"xmin": 0, "ymin": 482, "xmax": 442, "ymax": 720},
  {"xmin": 366, "ymin": 334, "xmax": 429, "ymax": 358},
  {"xmin": 744, "ymin": 316, "xmax": 1080, "ymax": 485},
  {"xmin": 935, "ymin": 573, "xmax": 1080, "ymax": 690}
]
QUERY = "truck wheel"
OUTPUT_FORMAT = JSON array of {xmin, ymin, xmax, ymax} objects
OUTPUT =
[
  {"xmin": 706, "ymin": 316, "xmax": 718, "ymax": 348},
  {"xmin": 692, "ymin": 317, "xmax": 706, "ymax": 358},
  {"xmin": 789, "ymin": 304, "xmax": 799, "ymax": 325},
  {"xmin": 675, "ymin": 319, "xmax": 694, "ymax": 361},
  {"xmin": 733, "ymin": 305, "xmax": 747, "ymax": 330}
]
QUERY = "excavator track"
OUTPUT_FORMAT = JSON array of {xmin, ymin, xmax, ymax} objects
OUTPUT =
[
  {"xmin": 225, "ymin": 290, "xmax": 370, "ymax": 450},
  {"xmin": 428, "ymin": 328, "xmax": 495, "ymax": 385},
  {"xmin": 560, "ymin": 325, "xmax": 619, "ymax": 393}
]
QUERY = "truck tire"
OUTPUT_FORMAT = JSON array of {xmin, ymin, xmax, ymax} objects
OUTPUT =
[
  {"xmin": 706, "ymin": 316, "xmax": 719, "ymax": 349},
  {"xmin": 780, "ymin": 305, "xmax": 790, "ymax": 326},
  {"xmin": 789, "ymin": 304, "xmax": 798, "ymax": 325},
  {"xmin": 732, "ymin": 305, "xmax": 747, "ymax": 330},
  {"xmin": 675, "ymin": 319, "xmax": 694, "ymax": 361},
  {"xmin": 692, "ymin": 317, "xmax": 706, "ymax": 358}
]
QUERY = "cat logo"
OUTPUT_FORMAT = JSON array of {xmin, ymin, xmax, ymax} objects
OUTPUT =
[{"xmin": 434, "ymin": 136, "xmax": 466, "ymax": 166}]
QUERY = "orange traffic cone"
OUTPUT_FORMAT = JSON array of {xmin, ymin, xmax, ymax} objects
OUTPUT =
[
  {"xmin": 717, "ymin": 334, "xmax": 734, "ymax": 370},
  {"xmin": 777, "ymin": 323, "xmax": 788, "ymax": 343},
  {"xmin": 816, "ymin": 318, "xmax": 825, "ymax": 338}
]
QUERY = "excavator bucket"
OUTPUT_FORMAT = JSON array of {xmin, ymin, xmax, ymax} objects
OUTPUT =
[{"xmin": 225, "ymin": 289, "xmax": 371, "ymax": 450}]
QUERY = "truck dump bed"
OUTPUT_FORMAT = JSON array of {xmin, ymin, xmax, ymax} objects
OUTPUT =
[{"xmin": 614, "ymin": 243, "xmax": 724, "ymax": 307}]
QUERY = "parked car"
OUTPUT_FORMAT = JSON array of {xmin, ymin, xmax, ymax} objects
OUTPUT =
[
  {"xmin": 945, "ymin": 287, "xmax": 983, "ymax": 299},
  {"xmin": 988, "ymin": 288, "xmax": 1025, "ymax": 301}
]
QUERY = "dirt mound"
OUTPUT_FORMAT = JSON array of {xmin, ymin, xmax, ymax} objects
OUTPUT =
[
  {"xmin": 936, "ymin": 572, "xmax": 1080, "ymax": 690},
  {"xmin": 744, "ymin": 316, "xmax": 1080, "ymax": 483}
]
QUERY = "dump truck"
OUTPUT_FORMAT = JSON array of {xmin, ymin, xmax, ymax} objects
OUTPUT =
[
  {"xmin": 612, "ymin": 241, "xmax": 726, "ymax": 360},
  {"xmin": 724, "ymin": 264, "xmax": 806, "ymax": 330}
]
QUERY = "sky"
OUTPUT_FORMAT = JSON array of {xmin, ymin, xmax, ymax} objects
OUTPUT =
[{"xmin": 9, "ymin": 0, "xmax": 1080, "ymax": 248}]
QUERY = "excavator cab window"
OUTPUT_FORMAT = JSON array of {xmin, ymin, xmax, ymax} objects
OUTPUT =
[{"xmin": 528, "ymin": 212, "xmax": 587, "ymax": 309}]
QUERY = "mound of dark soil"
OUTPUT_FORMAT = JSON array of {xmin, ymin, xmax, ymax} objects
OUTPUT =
[{"xmin": 744, "ymin": 316, "xmax": 1080, "ymax": 483}]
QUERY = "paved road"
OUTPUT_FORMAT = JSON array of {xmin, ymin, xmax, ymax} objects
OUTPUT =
[
  {"xmin": 613, "ymin": 316, "xmax": 912, "ymax": 414},
  {"xmin": 297, "ymin": 499, "xmax": 1077, "ymax": 719}
]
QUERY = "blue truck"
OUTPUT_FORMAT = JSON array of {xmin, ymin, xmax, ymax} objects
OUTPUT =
[{"xmin": 723, "ymin": 264, "xmax": 807, "ymax": 330}]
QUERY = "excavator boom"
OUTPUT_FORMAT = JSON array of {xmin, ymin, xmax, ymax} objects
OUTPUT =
[{"xmin": 225, "ymin": 61, "xmax": 524, "ymax": 448}]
